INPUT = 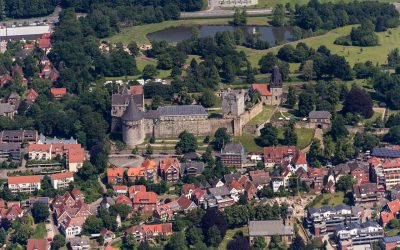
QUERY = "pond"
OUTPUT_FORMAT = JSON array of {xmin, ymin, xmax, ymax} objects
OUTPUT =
[{"xmin": 147, "ymin": 25, "xmax": 293, "ymax": 45}]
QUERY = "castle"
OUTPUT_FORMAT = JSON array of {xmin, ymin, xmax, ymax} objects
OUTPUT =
[{"xmin": 112, "ymin": 66, "xmax": 284, "ymax": 147}]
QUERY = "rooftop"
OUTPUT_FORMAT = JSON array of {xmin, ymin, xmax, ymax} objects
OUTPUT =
[
  {"xmin": 309, "ymin": 111, "xmax": 331, "ymax": 119},
  {"xmin": 158, "ymin": 105, "xmax": 207, "ymax": 117},
  {"xmin": 248, "ymin": 220, "xmax": 293, "ymax": 236}
]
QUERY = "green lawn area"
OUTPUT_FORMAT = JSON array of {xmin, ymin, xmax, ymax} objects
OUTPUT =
[
  {"xmin": 296, "ymin": 128, "xmax": 315, "ymax": 150},
  {"xmin": 308, "ymin": 192, "xmax": 345, "ymax": 208},
  {"xmin": 219, "ymin": 226, "xmax": 248, "ymax": 250},
  {"xmin": 385, "ymin": 228, "xmax": 400, "ymax": 237},
  {"xmin": 364, "ymin": 111, "xmax": 383, "ymax": 125},
  {"xmin": 233, "ymin": 133, "xmax": 263, "ymax": 153},
  {"xmin": 32, "ymin": 223, "xmax": 47, "ymax": 239},
  {"xmin": 243, "ymin": 24, "xmax": 400, "ymax": 70},
  {"xmin": 247, "ymin": 107, "xmax": 274, "ymax": 125},
  {"xmin": 107, "ymin": 17, "xmax": 269, "ymax": 45},
  {"xmin": 112, "ymin": 238, "xmax": 123, "ymax": 248}
]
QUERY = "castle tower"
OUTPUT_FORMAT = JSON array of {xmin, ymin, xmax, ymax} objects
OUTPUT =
[
  {"xmin": 222, "ymin": 89, "xmax": 246, "ymax": 118},
  {"xmin": 270, "ymin": 65, "xmax": 283, "ymax": 105},
  {"xmin": 121, "ymin": 96, "xmax": 145, "ymax": 147}
]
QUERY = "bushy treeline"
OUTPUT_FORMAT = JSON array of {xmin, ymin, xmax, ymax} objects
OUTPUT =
[
  {"xmin": 2, "ymin": 0, "xmax": 59, "ymax": 19},
  {"xmin": 295, "ymin": 0, "xmax": 399, "ymax": 31}
]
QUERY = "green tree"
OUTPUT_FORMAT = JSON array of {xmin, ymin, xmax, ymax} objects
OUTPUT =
[
  {"xmin": 31, "ymin": 202, "xmax": 49, "ymax": 223},
  {"xmin": 199, "ymin": 90, "xmax": 216, "ymax": 108},
  {"xmin": 307, "ymin": 138, "xmax": 323, "ymax": 167},
  {"xmin": 257, "ymin": 123, "xmax": 278, "ymax": 147},
  {"xmin": 83, "ymin": 216, "xmax": 103, "ymax": 234},
  {"xmin": 213, "ymin": 128, "xmax": 231, "ymax": 150},
  {"xmin": 165, "ymin": 232, "xmax": 187, "ymax": 250},
  {"xmin": 283, "ymin": 121, "xmax": 297, "ymax": 146},
  {"xmin": 176, "ymin": 131, "xmax": 198, "ymax": 154},
  {"xmin": 298, "ymin": 92, "xmax": 314, "ymax": 117},
  {"xmin": 258, "ymin": 53, "xmax": 279, "ymax": 74},
  {"xmin": 109, "ymin": 204, "xmax": 132, "ymax": 220},
  {"xmin": 252, "ymin": 236, "xmax": 266, "ymax": 250},
  {"xmin": 123, "ymin": 234, "xmax": 138, "ymax": 250},
  {"xmin": 271, "ymin": 4, "xmax": 286, "ymax": 27},
  {"xmin": 145, "ymin": 144, "xmax": 153, "ymax": 156},
  {"xmin": 286, "ymin": 86, "xmax": 297, "ymax": 108},
  {"xmin": 142, "ymin": 64, "xmax": 159, "ymax": 79},
  {"xmin": 330, "ymin": 115, "xmax": 348, "ymax": 141},
  {"xmin": 290, "ymin": 235, "xmax": 306, "ymax": 250},
  {"xmin": 12, "ymin": 224, "xmax": 33, "ymax": 245},
  {"xmin": 51, "ymin": 235, "xmax": 66, "ymax": 250},
  {"xmin": 269, "ymin": 234, "xmax": 282, "ymax": 248},
  {"xmin": 343, "ymin": 86, "xmax": 373, "ymax": 118},
  {"xmin": 336, "ymin": 174, "xmax": 355, "ymax": 192},
  {"xmin": 207, "ymin": 225, "xmax": 222, "ymax": 247},
  {"xmin": 387, "ymin": 219, "xmax": 400, "ymax": 229},
  {"xmin": 128, "ymin": 41, "xmax": 139, "ymax": 56},
  {"xmin": 0, "ymin": 228, "xmax": 6, "ymax": 246},
  {"xmin": 186, "ymin": 227, "xmax": 204, "ymax": 245}
]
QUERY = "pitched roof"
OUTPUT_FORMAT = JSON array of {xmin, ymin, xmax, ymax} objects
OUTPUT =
[
  {"xmin": 130, "ymin": 85, "xmax": 143, "ymax": 95},
  {"xmin": 26, "ymin": 89, "xmax": 39, "ymax": 100},
  {"xmin": 309, "ymin": 111, "xmax": 331, "ymax": 119},
  {"xmin": 264, "ymin": 146, "xmax": 295, "ymax": 160},
  {"xmin": 159, "ymin": 157, "xmax": 180, "ymax": 172},
  {"xmin": 133, "ymin": 191, "xmax": 158, "ymax": 204},
  {"xmin": 230, "ymin": 180, "xmax": 244, "ymax": 191},
  {"xmin": 122, "ymin": 97, "xmax": 143, "ymax": 121},
  {"xmin": 129, "ymin": 185, "xmax": 146, "ymax": 195},
  {"xmin": 50, "ymin": 87, "xmax": 67, "ymax": 97},
  {"xmin": 177, "ymin": 196, "xmax": 196, "ymax": 210},
  {"xmin": 107, "ymin": 167, "xmax": 124, "ymax": 177},
  {"xmin": 127, "ymin": 167, "xmax": 145, "ymax": 177},
  {"xmin": 208, "ymin": 186, "xmax": 230, "ymax": 197},
  {"xmin": 141, "ymin": 159, "xmax": 157, "ymax": 169},
  {"xmin": 27, "ymin": 239, "xmax": 48, "ymax": 250},
  {"xmin": 388, "ymin": 200, "xmax": 400, "ymax": 214},
  {"xmin": 115, "ymin": 195, "xmax": 132, "ymax": 206},
  {"xmin": 113, "ymin": 185, "xmax": 128, "ymax": 191},
  {"xmin": 381, "ymin": 211, "xmax": 395, "ymax": 224},
  {"xmin": 8, "ymin": 175, "xmax": 41, "ymax": 184},
  {"xmin": 158, "ymin": 105, "xmax": 207, "ymax": 116},
  {"xmin": 251, "ymin": 83, "xmax": 271, "ymax": 96},
  {"xmin": 51, "ymin": 172, "xmax": 74, "ymax": 180},
  {"xmin": 294, "ymin": 151, "xmax": 307, "ymax": 165},
  {"xmin": 181, "ymin": 183, "xmax": 196, "ymax": 195},
  {"xmin": 270, "ymin": 65, "xmax": 283, "ymax": 87},
  {"xmin": 221, "ymin": 143, "xmax": 243, "ymax": 155}
]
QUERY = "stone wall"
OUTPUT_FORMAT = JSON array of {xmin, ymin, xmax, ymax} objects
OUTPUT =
[
  {"xmin": 210, "ymin": 118, "xmax": 234, "ymax": 135},
  {"xmin": 154, "ymin": 118, "xmax": 211, "ymax": 138},
  {"xmin": 239, "ymin": 102, "xmax": 263, "ymax": 127}
]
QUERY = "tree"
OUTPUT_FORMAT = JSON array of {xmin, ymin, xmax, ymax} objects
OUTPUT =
[
  {"xmin": 202, "ymin": 208, "xmax": 227, "ymax": 245},
  {"xmin": 142, "ymin": 64, "xmax": 159, "ymax": 80},
  {"xmin": 186, "ymin": 227, "xmax": 204, "ymax": 245},
  {"xmin": 213, "ymin": 128, "xmax": 231, "ymax": 150},
  {"xmin": 109, "ymin": 204, "xmax": 132, "ymax": 220},
  {"xmin": 307, "ymin": 138, "xmax": 323, "ymax": 167},
  {"xmin": 271, "ymin": 4, "xmax": 286, "ymax": 27},
  {"xmin": 145, "ymin": 144, "xmax": 153, "ymax": 156},
  {"xmin": 290, "ymin": 235, "xmax": 306, "ymax": 250},
  {"xmin": 301, "ymin": 60, "xmax": 315, "ymax": 80},
  {"xmin": 0, "ymin": 228, "xmax": 5, "ymax": 246},
  {"xmin": 165, "ymin": 232, "xmax": 187, "ymax": 250},
  {"xmin": 258, "ymin": 53, "xmax": 279, "ymax": 74},
  {"xmin": 83, "ymin": 216, "xmax": 103, "ymax": 234},
  {"xmin": 51, "ymin": 235, "xmax": 66, "ymax": 250},
  {"xmin": 252, "ymin": 236, "xmax": 266, "ymax": 250},
  {"xmin": 128, "ymin": 41, "xmax": 139, "ymax": 56},
  {"xmin": 176, "ymin": 131, "xmax": 198, "ymax": 154},
  {"xmin": 122, "ymin": 234, "xmax": 138, "ymax": 249},
  {"xmin": 199, "ymin": 90, "xmax": 216, "ymax": 108},
  {"xmin": 31, "ymin": 202, "xmax": 49, "ymax": 223},
  {"xmin": 286, "ymin": 86, "xmax": 297, "ymax": 108},
  {"xmin": 12, "ymin": 224, "xmax": 33, "ymax": 245},
  {"xmin": 283, "ymin": 121, "xmax": 297, "ymax": 146},
  {"xmin": 227, "ymin": 232, "xmax": 250, "ymax": 250},
  {"xmin": 330, "ymin": 115, "xmax": 348, "ymax": 141},
  {"xmin": 207, "ymin": 225, "xmax": 222, "ymax": 247},
  {"xmin": 336, "ymin": 174, "xmax": 355, "ymax": 192},
  {"xmin": 388, "ymin": 48, "xmax": 400, "ymax": 67},
  {"xmin": 257, "ymin": 123, "xmax": 278, "ymax": 147},
  {"xmin": 343, "ymin": 86, "xmax": 373, "ymax": 118},
  {"xmin": 232, "ymin": 9, "xmax": 247, "ymax": 26},
  {"xmin": 269, "ymin": 234, "xmax": 282, "ymax": 249},
  {"xmin": 350, "ymin": 21, "xmax": 379, "ymax": 47},
  {"xmin": 298, "ymin": 92, "xmax": 314, "ymax": 117},
  {"xmin": 385, "ymin": 125, "xmax": 400, "ymax": 144}
]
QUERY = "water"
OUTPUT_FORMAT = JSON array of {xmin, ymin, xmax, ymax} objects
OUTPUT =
[{"xmin": 147, "ymin": 25, "xmax": 293, "ymax": 45}]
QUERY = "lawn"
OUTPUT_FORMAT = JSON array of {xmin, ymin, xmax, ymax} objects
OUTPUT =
[
  {"xmin": 308, "ymin": 192, "xmax": 345, "ymax": 208},
  {"xmin": 219, "ymin": 226, "xmax": 248, "ymax": 250},
  {"xmin": 107, "ymin": 17, "xmax": 270, "ymax": 45},
  {"xmin": 363, "ymin": 111, "xmax": 383, "ymax": 125},
  {"xmin": 233, "ymin": 133, "xmax": 263, "ymax": 153},
  {"xmin": 112, "ymin": 239, "xmax": 123, "ymax": 248},
  {"xmin": 243, "ymin": 24, "xmax": 400, "ymax": 70},
  {"xmin": 32, "ymin": 223, "xmax": 47, "ymax": 239},
  {"xmin": 296, "ymin": 128, "xmax": 315, "ymax": 150},
  {"xmin": 247, "ymin": 106, "xmax": 275, "ymax": 125},
  {"xmin": 385, "ymin": 228, "xmax": 400, "ymax": 236}
]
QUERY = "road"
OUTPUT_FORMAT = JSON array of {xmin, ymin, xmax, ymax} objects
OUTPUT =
[{"xmin": 1, "ymin": 6, "xmax": 61, "ymax": 27}]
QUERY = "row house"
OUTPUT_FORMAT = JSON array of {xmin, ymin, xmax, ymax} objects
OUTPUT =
[
  {"xmin": 125, "ymin": 223, "xmax": 172, "ymax": 243},
  {"xmin": 50, "ymin": 172, "xmax": 74, "ymax": 189},
  {"xmin": 335, "ymin": 221, "xmax": 384, "ymax": 250},
  {"xmin": 127, "ymin": 159, "xmax": 157, "ymax": 183},
  {"xmin": 0, "ymin": 129, "xmax": 38, "ymax": 143},
  {"xmin": 306, "ymin": 204, "xmax": 362, "ymax": 236},
  {"xmin": 8, "ymin": 175, "xmax": 41, "ymax": 193},
  {"xmin": 159, "ymin": 158, "xmax": 180, "ymax": 182},
  {"xmin": 0, "ymin": 143, "xmax": 21, "ymax": 160}
]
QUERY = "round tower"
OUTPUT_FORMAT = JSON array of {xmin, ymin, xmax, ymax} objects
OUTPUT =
[{"xmin": 121, "ymin": 96, "xmax": 145, "ymax": 147}]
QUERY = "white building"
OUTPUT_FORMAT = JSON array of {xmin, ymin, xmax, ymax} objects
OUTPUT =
[
  {"xmin": 8, "ymin": 175, "xmax": 41, "ymax": 193},
  {"xmin": 50, "ymin": 172, "xmax": 74, "ymax": 189},
  {"xmin": 61, "ymin": 217, "xmax": 85, "ymax": 239}
]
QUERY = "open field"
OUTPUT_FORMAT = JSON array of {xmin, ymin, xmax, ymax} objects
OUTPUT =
[
  {"xmin": 233, "ymin": 133, "xmax": 263, "ymax": 152},
  {"xmin": 219, "ymin": 226, "xmax": 248, "ymax": 250},
  {"xmin": 296, "ymin": 128, "xmax": 315, "ymax": 150},
  {"xmin": 247, "ymin": 106, "xmax": 274, "ymax": 125},
  {"xmin": 308, "ymin": 192, "xmax": 345, "ymax": 208},
  {"xmin": 107, "ymin": 16, "xmax": 270, "ymax": 45},
  {"xmin": 32, "ymin": 223, "xmax": 47, "ymax": 239},
  {"xmin": 243, "ymin": 25, "xmax": 400, "ymax": 71}
]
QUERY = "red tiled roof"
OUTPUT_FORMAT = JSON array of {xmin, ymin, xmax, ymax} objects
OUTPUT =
[
  {"xmin": 294, "ymin": 151, "xmax": 307, "ymax": 165},
  {"xmin": 130, "ymin": 85, "xmax": 143, "ymax": 95},
  {"xmin": 388, "ymin": 200, "xmax": 400, "ymax": 214},
  {"xmin": 129, "ymin": 185, "xmax": 146, "ymax": 196},
  {"xmin": 115, "ymin": 195, "xmax": 132, "ymax": 206},
  {"xmin": 127, "ymin": 167, "xmax": 145, "ymax": 177},
  {"xmin": 63, "ymin": 144, "xmax": 85, "ymax": 163},
  {"xmin": 133, "ymin": 191, "xmax": 158, "ymax": 204},
  {"xmin": 381, "ymin": 212, "xmax": 395, "ymax": 224},
  {"xmin": 107, "ymin": 167, "xmax": 124, "ymax": 177},
  {"xmin": 38, "ymin": 38, "xmax": 51, "ymax": 49},
  {"xmin": 63, "ymin": 216, "xmax": 86, "ymax": 228},
  {"xmin": 142, "ymin": 223, "xmax": 172, "ymax": 234},
  {"xmin": 159, "ymin": 157, "xmax": 180, "ymax": 172},
  {"xmin": 104, "ymin": 246, "xmax": 119, "ymax": 250},
  {"xmin": 264, "ymin": 146, "xmax": 296, "ymax": 160},
  {"xmin": 181, "ymin": 183, "xmax": 195, "ymax": 195},
  {"xmin": 141, "ymin": 159, "xmax": 157, "ymax": 169},
  {"xmin": 252, "ymin": 83, "xmax": 271, "ymax": 96},
  {"xmin": 230, "ymin": 180, "xmax": 244, "ymax": 191},
  {"xmin": 7, "ymin": 201, "xmax": 20, "ymax": 208},
  {"xmin": 0, "ymin": 198, "xmax": 4, "ymax": 209},
  {"xmin": 71, "ymin": 187, "xmax": 82, "ymax": 199},
  {"xmin": 193, "ymin": 188, "xmax": 205, "ymax": 198},
  {"xmin": 26, "ymin": 89, "xmax": 39, "ymax": 100},
  {"xmin": 8, "ymin": 175, "xmax": 41, "ymax": 184},
  {"xmin": 51, "ymin": 172, "xmax": 73, "ymax": 180},
  {"xmin": 50, "ymin": 87, "xmax": 67, "ymax": 97},
  {"xmin": 113, "ymin": 185, "xmax": 128, "ymax": 191},
  {"xmin": 27, "ymin": 239, "xmax": 48, "ymax": 250},
  {"xmin": 177, "ymin": 196, "xmax": 194, "ymax": 210},
  {"xmin": 28, "ymin": 144, "xmax": 51, "ymax": 152}
]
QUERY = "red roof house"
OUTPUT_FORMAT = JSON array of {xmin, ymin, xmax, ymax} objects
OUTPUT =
[
  {"xmin": 26, "ymin": 89, "xmax": 39, "ymax": 103},
  {"xmin": 132, "ymin": 191, "xmax": 158, "ymax": 213},
  {"xmin": 50, "ymin": 87, "xmax": 67, "ymax": 99}
]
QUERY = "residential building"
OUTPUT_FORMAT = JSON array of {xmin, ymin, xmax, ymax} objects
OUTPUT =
[
  {"xmin": 132, "ymin": 191, "xmax": 158, "ymax": 213},
  {"xmin": 100, "ymin": 228, "xmax": 116, "ymax": 244},
  {"xmin": 289, "ymin": 151, "xmax": 308, "ymax": 172},
  {"xmin": 60, "ymin": 216, "xmax": 86, "ymax": 238},
  {"xmin": 113, "ymin": 185, "xmax": 128, "ymax": 195},
  {"xmin": 353, "ymin": 183, "xmax": 378, "ymax": 204},
  {"xmin": 153, "ymin": 200, "xmax": 180, "ymax": 222},
  {"xmin": 180, "ymin": 161, "xmax": 205, "ymax": 176},
  {"xmin": 308, "ymin": 111, "xmax": 331, "ymax": 129},
  {"xmin": 50, "ymin": 172, "xmax": 74, "ymax": 189},
  {"xmin": 349, "ymin": 161, "xmax": 370, "ymax": 184},
  {"xmin": 220, "ymin": 143, "xmax": 246, "ymax": 167},
  {"xmin": 127, "ymin": 159, "xmax": 157, "ymax": 182},
  {"xmin": 177, "ymin": 196, "xmax": 197, "ymax": 213},
  {"xmin": 370, "ymin": 158, "xmax": 400, "ymax": 189},
  {"xmin": 380, "ymin": 235, "xmax": 400, "ymax": 250},
  {"xmin": 248, "ymin": 220, "xmax": 294, "ymax": 246},
  {"xmin": 70, "ymin": 236, "xmax": 90, "ymax": 250},
  {"xmin": 8, "ymin": 175, "xmax": 41, "ymax": 193},
  {"xmin": 249, "ymin": 170, "xmax": 270, "ymax": 190},
  {"xmin": 0, "ymin": 143, "xmax": 21, "ymax": 159},
  {"xmin": 50, "ymin": 87, "xmax": 66, "ymax": 99},
  {"xmin": 107, "ymin": 167, "xmax": 124, "ymax": 184},
  {"xmin": 115, "ymin": 195, "xmax": 132, "ymax": 207},
  {"xmin": 0, "ymin": 103, "xmax": 15, "ymax": 117},
  {"xmin": 263, "ymin": 146, "xmax": 295, "ymax": 167},
  {"xmin": 129, "ymin": 185, "xmax": 146, "ymax": 199},
  {"xmin": 125, "ymin": 223, "xmax": 172, "ymax": 242},
  {"xmin": 181, "ymin": 183, "xmax": 196, "ymax": 199},
  {"xmin": 306, "ymin": 205, "xmax": 362, "ymax": 236},
  {"xmin": 0, "ymin": 129, "xmax": 36, "ymax": 143},
  {"xmin": 159, "ymin": 158, "xmax": 180, "ymax": 182},
  {"xmin": 335, "ymin": 221, "xmax": 384, "ymax": 250},
  {"xmin": 27, "ymin": 239, "xmax": 49, "ymax": 250}
]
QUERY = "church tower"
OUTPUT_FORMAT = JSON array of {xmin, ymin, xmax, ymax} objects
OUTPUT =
[
  {"xmin": 121, "ymin": 96, "xmax": 145, "ymax": 147},
  {"xmin": 270, "ymin": 65, "xmax": 283, "ymax": 105}
]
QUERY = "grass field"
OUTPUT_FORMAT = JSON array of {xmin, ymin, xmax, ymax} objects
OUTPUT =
[
  {"xmin": 233, "ymin": 133, "xmax": 263, "ymax": 152},
  {"xmin": 309, "ymin": 192, "xmax": 345, "ymax": 208},
  {"xmin": 243, "ymin": 24, "xmax": 400, "ymax": 70},
  {"xmin": 295, "ymin": 128, "xmax": 315, "ymax": 149},
  {"xmin": 219, "ymin": 226, "xmax": 248, "ymax": 250},
  {"xmin": 385, "ymin": 228, "xmax": 400, "ymax": 236},
  {"xmin": 32, "ymin": 223, "xmax": 47, "ymax": 239},
  {"xmin": 247, "ymin": 106, "xmax": 274, "ymax": 125},
  {"xmin": 107, "ymin": 17, "xmax": 270, "ymax": 45}
]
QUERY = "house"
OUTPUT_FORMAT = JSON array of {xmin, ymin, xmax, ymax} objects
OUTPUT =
[
  {"xmin": 107, "ymin": 167, "xmax": 124, "ymax": 184},
  {"xmin": 127, "ymin": 159, "xmax": 157, "ymax": 183},
  {"xmin": 209, "ymin": 179, "xmax": 225, "ymax": 188},
  {"xmin": 26, "ymin": 89, "xmax": 39, "ymax": 103},
  {"xmin": 264, "ymin": 146, "xmax": 296, "ymax": 167},
  {"xmin": 224, "ymin": 172, "xmax": 242, "ymax": 185},
  {"xmin": 37, "ymin": 34, "xmax": 51, "ymax": 50},
  {"xmin": 50, "ymin": 87, "xmax": 67, "ymax": 99},
  {"xmin": 349, "ymin": 161, "xmax": 370, "ymax": 184},
  {"xmin": 113, "ymin": 185, "xmax": 128, "ymax": 195},
  {"xmin": 100, "ymin": 196, "xmax": 115, "ymax": 209},
  {"xmin": 1, "ymin": 204, "xmax": 23, "ymax": 221},
  {"xmin": 50, "ymin": 172, "xmax": 74, "ymax": 189},
  {"xmin": 183, "ymin": 151, "xmax": 201, "ymax": 161},
  {"xmin": 244, "ymin": 181, "xmax": 258, "ymax": 200},
  {"xmin": 39, "ymin": 64, "xmax": 59, "ymax": 82},
  {"xmin": 27, "ymin": 239, "xmax": 49, "ymax": 250},
  {"xmin": 353, "ymin": 183, "xmax": 378, "ymax": 204},
  {"xmin": 7, "ymin": 92, "xmax": 19, "ymax": 105},
  {"xmin": 0, "ymin": 129, "xmax": 38, "ymax": 143},
  {"xmin": 159, "ymin": 158, "xmax": 180, "ymax": 182},
  {"xmin": 132, "ymin": 191, "xmax": 158, "ymax": 213},
  {"xmin": 192, "ymin": 188, "xmax": 206, "ymax": 206},
  {"xmin": 8, "ymin": 175, "xmax": 41, "ymax": 193},
  {"xmin": 180, "ymin": 161, "xmax": 205, "ymax": 176},
  {"xmin": 70, "ymin": 236, "xmax": 91, "ymax": 250},
  {"xmin": 0, "ymin": 74, "xmax": 12, "ymax": 86},
  {"xmin": 125, "ymin": 223, "xmax": 172, "ymax": 242},
  {"xmin": 308, "ymin": 111, "xmax": 331, "ymax": 129},
  {"xmin": 154, "ymin": 200, "xmax": 180, "ymax": 221},
  {"xmin": 248, "ymin": 220, "xmax": 294, "ymax": 246},
  {"xmin": 60, "ymin": 216, "xmax": 86, "ymax": 238},
  {"xmin": 380, "ymin": 235, "xmax": 400, "ymax": 250},
  {"xmin": 0, "ymin": 143, "xmax": 21, "ymax": 160},
  {"xmin": 115, "ymin": 195, "xmax": 132, "ymax": 207},
  {"xmin": 386, "ymin": 200, "xmax": 400, "ymax": 214},
  {"xmin": 181, "ymin": 183, "xmax": 196, "ymax": 199},
  {"xmin": 381, "ymin": 212, "xmax": 395, "ymax": 227},
  {"xmin": 290, "ymin": 151, "xmax": 308, "ymax": 172},
  {"xmin": 177, "ymin": 196, "xmax": 197, "ymax": 213},
  {"xmin": 308, "ymin": 167, "xmax": 325, "ymax": 192},
  {"xmin": 220, "ymin": 143, "xmax": 246, "ymax": 167},
  {"xmin": 249, "ymin": 170, "xmax": 270, "ymax": 190},
  {"xmin": 228, "ymin": 180, "xmax": 244, "ymax": 201},
  {"xmin": 335, "ymin": 221, "xmax": 384, "ymax": 250},
  {"xmin": 129, "ymin": 185, "xmax": 146, "ymax": 199},
  {"xmin": 100, "ymin": 228, "xmax": 116, "ymax": 244},
  {"xmin": 194, "ymin": 179, "xmax": 211, "ymax": 190},
  {"xmin": 0, "ymin": 103, "xmax": 16, "ymax": 118}
]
